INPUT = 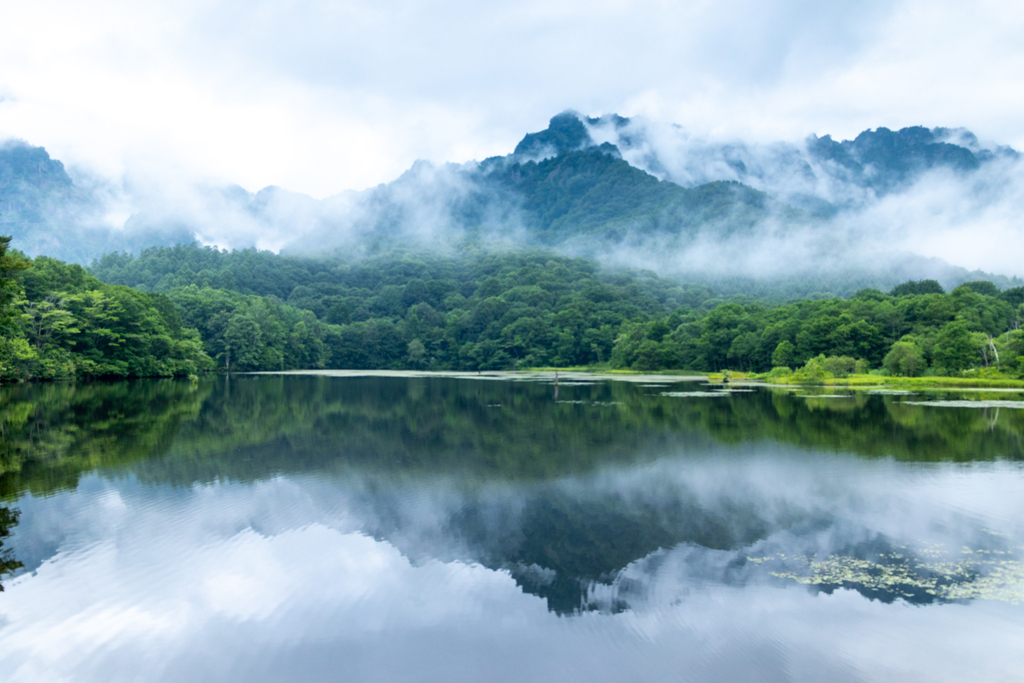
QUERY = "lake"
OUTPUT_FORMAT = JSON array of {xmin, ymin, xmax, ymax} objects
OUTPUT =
[{"xmin": 1, "ymin": 373, "xmax": 1022, "ymax": 682}]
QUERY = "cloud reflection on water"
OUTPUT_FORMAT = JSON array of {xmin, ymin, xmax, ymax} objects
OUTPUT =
[{"xmin": 2, "ymin": 443, "xmax": 1023, "ymax": 681}]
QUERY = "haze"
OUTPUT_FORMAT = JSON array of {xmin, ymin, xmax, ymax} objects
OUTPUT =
[{"xmin": 3, "ymin": 0, "xmax": 1024, "ymax": 197}]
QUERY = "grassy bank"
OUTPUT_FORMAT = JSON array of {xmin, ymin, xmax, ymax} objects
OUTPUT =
[{"xmin": 743, "ymin": 373, "xmax": 1024, "ymax": 390}]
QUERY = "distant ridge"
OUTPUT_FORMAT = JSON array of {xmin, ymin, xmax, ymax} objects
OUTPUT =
[{"xmin": 1, "ymin": 112, "xmax": 1021, "ymax": 297}]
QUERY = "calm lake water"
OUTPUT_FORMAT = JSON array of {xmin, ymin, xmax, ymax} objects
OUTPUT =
[{"xmin": 1, "ymin": 373, "xmax": 1023, "ymax": 682}]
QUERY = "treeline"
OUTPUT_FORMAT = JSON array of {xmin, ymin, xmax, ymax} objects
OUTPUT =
[
  {"xmin": 91, "ymin": 244, "xmax": 719, "ymax": 371},
  {"xmin": 0, "ymin": 237, "xmax": 210, "ymax": 381},
  {"xmin": 7, "ymin": 237, "xmax": 1024, "ymax": 379},
  {"xmin": 611, "ymin": 279, "xmax": 1024, "ymax": 376},
  {"xmin": 86, "ymin": 245, "xmax": 1024, "ymax": 376}
]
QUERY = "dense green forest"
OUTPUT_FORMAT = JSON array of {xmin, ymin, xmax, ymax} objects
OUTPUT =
[
  {"xmin": 611, "ymin": 279, "xmax": 1024, "ymax": 376},
  {"xmin": 90, "ymin": 243, "xmax": 717, "ymax": 371},
  {"xmin": 91, "ymin": 243, "xmax": 1024, "ymax": 377},
  {"xmin": 2, "ymin": 235, "xmax": 1023, "ymax": 380},
  {"xmin": 0, "ymin": 237, "xmax": 210, "ymax": 381}
]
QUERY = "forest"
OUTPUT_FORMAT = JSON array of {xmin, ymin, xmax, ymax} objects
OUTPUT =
[
  {"xmin": 0, "ymin": 237, "xmax": 209, "ymax": 381},
  {"xmin": 2, "ymin": 237, "xmax": 1024, "ymax": 380},
  {"xmin": 611, "ymin": 279, "xmax": 1024, "ymax": 376}
]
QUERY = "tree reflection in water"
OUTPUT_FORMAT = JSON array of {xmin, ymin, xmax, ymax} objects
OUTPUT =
[{"xmin": 1, "ymin": 374, "xmax": 1022, "ymax": 608}]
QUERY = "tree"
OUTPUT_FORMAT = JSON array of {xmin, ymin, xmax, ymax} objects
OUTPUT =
[
  {"xmin": 883, "ymin": 340, "xmax": 924, "ymax": 376},
  {"xmin": 771, "ymin": 340, "xmax": 795, "ymax": 368},
  {"xmin": 22, "ymin": 297, "xmax": 79, "ymax": 350},
  {"xmin": 0, "ymin": 237, "xmax": 29, "ymax": 333},
  {"xmin": 932, "ymin": 321, "xmax": 978, "ymax": 373},
  {"xmin": 406, "ymin": 339, "xmax": 427, "ymax": 369},
  {"xmin": 890, "ymin": 279, "xmax": 944, "ymax": 297},
  {"xmin": 960, "ymin": 281, "xmax": 999, "ymax": 297},
  {"xmin": 223, "ymin": 312, "xmax": 263, "ymax": 371}
]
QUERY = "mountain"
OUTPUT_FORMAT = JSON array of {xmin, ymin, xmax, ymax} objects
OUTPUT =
[
  {"xmin": 2, "ymin": 112, "xmax": 1022, "ymax": 296},
  {"xmin": 285, "ymin": 114, "xmax": 783, "ymax": 258},
  {"xmin": 0, "ymin": 140, "xmax": 193, "ymax": 262},
  {"xmin": 0, "ymin": 140, "xmax": 93, "ymax": 260},
  {"xmin": 281, "ymin": 113, "xmax": 1023, "ymax": 295},
  {"xmin": 585, "ymin": 114, "xmax": 1019, "ymax": 213}
]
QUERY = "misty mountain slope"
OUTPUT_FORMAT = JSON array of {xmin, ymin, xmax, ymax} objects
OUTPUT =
[
  {"xmin": 5, "ymin": 111, "xmax": 1024, "ymax": 292},
  {"xmin": 804, "ymin": 125, "xmax": 1018, "ymax": 200},
  {"xmin": 287, "ymin": 112, "xmax": 1022, "ymax": 270},
  {"xmin": 0, "ymin": 141, "xmax": 97, "ymax": 261},
  {"xmin": 586, "ymin": 113, "xmax": 1019, "ymax": 211},
  {"xmin": 0, "ymin": 141, "xmax": 193, "ymax": 262},
  {"xmin": 479, "ymin": 149, "xmax": 774, "ymax": 245},
  {"xmin": 493, "ymin": 114, "xmax": 781, "ymax": 247},
  {"xmin": 287, "ymin": 120, "xmax": 783, "ymax": 258}
]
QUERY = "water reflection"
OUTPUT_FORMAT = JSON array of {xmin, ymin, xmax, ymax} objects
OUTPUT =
[
  {"xmin": 1, "ymin": 375, "xmax": 1023, "ymax": 681},
  {"xmin": 0, "ymin": 505, "xmax": 21, "ymax": 589}
]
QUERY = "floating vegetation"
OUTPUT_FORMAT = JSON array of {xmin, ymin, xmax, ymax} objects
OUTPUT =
[
  {"xmin": 904, "ymin": 400, "xmax": 1024, "ymax": 409},
  {"xmin": 796, "ymin": 394, "xmax": 854, "ymax": 399},
  {"xmin": 864, "ymin": 389, "xmax": 917, "ymax": 396},
  {"xmin": 754, "ymin": 546, "xmax": 1024, "ymax": 605}
]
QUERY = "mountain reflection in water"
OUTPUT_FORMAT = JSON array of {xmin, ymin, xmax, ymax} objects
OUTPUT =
[{"xmin": 0, "ymin": 374, "xmax": 1022, "ymax": 681}]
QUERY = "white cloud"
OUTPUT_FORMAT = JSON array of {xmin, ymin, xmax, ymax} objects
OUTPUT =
[{"xmin": 2, "ymin": 0, "xmax": 1024, "ymax": 199}]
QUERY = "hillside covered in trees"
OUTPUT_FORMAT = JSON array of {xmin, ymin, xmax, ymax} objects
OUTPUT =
[
  {"xmin": 90, "ymin": 243, "xmax": 712, "ymax": 372},
  {"xmin": 3, "ymin": 238, "xmax": 709, "ymax": 379},
  {"xmin": 3, "ymin": 232, "xmax": 1023, "ymax": 382},
  {"xmin": 0, "ymin": 237, "xmax": 209, "ymax": 381},
  {"xmin": 88, "ymin": 242, "xmax": 1024, "ymax": 378},
  {"xmin": 612, "ymin": 280, "xmax": 1024, "ymax": 376}
]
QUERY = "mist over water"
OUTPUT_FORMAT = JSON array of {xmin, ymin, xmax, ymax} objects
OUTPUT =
[{"xmin": 1, "ymin": 375, "xmax": 1022, "ymax": 681}]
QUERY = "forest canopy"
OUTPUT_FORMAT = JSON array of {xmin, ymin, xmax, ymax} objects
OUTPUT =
[
  {"xmin": 0, "ymin": 239, "xmax": 210, "ymax": 381},
  {"xmin": 2, "ymin": 238, "xmax": 1023, "ymax": 381},
  {"xmin": 89, "ymin": 242, "xmax": 1024, "ymax": 377}
]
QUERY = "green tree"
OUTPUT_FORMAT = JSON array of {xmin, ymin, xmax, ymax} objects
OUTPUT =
[
  {"xmin": 890, "ymin": 279, "xmax": 944, "ymax": 296},
  {"xmin": 223, "ymin": 312, "xmax": 263, "ymax": 371},
  {"xmin": 22, "ymin": 296, "xmax": 79, "ymax": 350},
  {"xmin": 771, "ymin": 339, "xmax": 795, "ymax": 368},
  {"xmin": 883, "ymin": 340, "xmax": 925, "ymax": 376},
  {"xmin": 0, "ymin": 236, "xmax": 29, "ymax": 332},
  {"xmin": 406, "ymin": 339, "xmax": 427, "ymax": 369},
  {"xmin": 932, "ymin": 321, "xmax": 979, "ymax": 373}
]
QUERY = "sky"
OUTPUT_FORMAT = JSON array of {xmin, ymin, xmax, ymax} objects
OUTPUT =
[{"xmin": 2, "ymin": 0, "xmax": 1024, "ymax": 198}]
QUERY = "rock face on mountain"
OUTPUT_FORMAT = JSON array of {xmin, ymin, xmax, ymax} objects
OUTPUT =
[
  {"xmin": 512, "ymin": 111, "xmax": 626, "ymax": 159},
  {"xmin": 805, "ymin": 126, "xmax": 997, "ymax": 195}
]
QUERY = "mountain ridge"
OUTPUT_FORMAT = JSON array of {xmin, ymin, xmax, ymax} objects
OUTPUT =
[{"xmin": 1, "ymin": 113, "xmax": 1021, "ymax": 295}]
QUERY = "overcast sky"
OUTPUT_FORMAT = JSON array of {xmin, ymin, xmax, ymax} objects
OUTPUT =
[{"xmin": 2, "ymin": 0, "xmax": 1024, "ymax": 197}]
